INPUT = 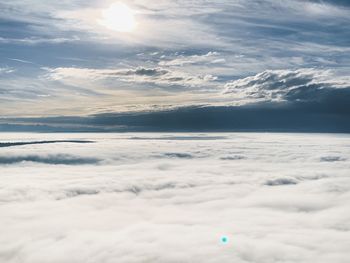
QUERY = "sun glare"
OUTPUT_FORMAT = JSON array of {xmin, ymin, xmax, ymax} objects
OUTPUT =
[{"xmin": 98, "ymin": 2, "xmax": 137, "ymax": 32}]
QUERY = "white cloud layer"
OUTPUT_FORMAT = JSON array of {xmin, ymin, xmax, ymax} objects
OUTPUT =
[{"xmin": 0, "ymin": 133, "xmax": 350, "ymax": 263}]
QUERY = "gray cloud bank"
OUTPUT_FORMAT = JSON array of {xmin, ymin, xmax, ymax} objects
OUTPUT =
[
  {"xmin": 2, "ymin": 69, "xmax": 349, "ymax": 132},
  {"xmin": 0, "ymin": 154, "xmax": 100, "ymax": 165},
  {"xmin": 44, "ymin": 66, "xmax": 217, "ymax": 88}
]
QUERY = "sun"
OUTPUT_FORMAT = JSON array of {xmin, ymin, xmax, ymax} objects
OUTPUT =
[{"xmin": 98, "ymin": 2, "xmax": 137, "ymax": 33}]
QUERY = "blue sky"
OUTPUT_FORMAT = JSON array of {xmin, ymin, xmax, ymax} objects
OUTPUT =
[{"xmin": 0, "ymin": 0, "xmax": 349, "ymax": 130}]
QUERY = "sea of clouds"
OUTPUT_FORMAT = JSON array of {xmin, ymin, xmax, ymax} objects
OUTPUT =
[{"xmin": 0, "ymin": 133, "xmax": 349, "ymax": 263}]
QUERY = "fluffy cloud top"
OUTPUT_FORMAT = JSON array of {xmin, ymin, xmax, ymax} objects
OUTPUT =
[
  {"xmin": 224, "ymin": 68, "xmax": 350, "ymax": 104},
  {"xmin": 0, "ymin": 133, "xmax": 349, "ymax": 262}
]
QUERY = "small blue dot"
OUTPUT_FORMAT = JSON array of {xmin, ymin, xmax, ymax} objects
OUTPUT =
[{"xmin": 221, "ymin": 236, "xmax": 229, "ymax": 244}]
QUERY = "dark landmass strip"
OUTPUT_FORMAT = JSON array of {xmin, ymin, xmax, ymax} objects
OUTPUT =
[{"xmin": 0, "ymin": 140, "xmax": 95, "ymax": 148}]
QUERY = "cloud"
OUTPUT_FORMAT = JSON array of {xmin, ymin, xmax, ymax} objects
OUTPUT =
[
  {"xmin": 0, "ymin": 133, "xmax": 350, "ymax": 262},
  {"xmin": 0, "ymin": 67, "xmax": 15, "ymax": 74},
  {"xmin": 0, "ymin": 36, "xmax": 80, "ymax": 45},
  {"xmin": 162, "ymin": 152, "xmax": 193, "ymax": 159},
  {"xmin": 4, "ymin": 102, "xmax": 350, "ymax": 132},
  {"xmin": 2, "ymin": 68, "xmax": 349, "ymax": 132},
  {"xmin": 159, "ymin": 51, "xmax": 225, "ymax": 66},
  {"xmin": 308, "ymin": 0, "xmax": 350, "ymax": 8},
  {"xmin": 0, "ymin": 154, "xmax": 100, "ymax": 165},
  {"xmin": 287, "ymin": 0, "xmax": 350, "ymax": 17},
  {"xmin": 220, "ymin": 155, "xmax": 246, "ymax": 161},
  {"xmin": 7, "ymin": 58, "xmax": 39, "ymax": 65},
  {"xmin": 320, "ymin": 156, "xmax": 347, "ymax": 162},
  {"xmin": 264, "ymin": 177, "xmax": 299, "ymax": 186},
  {"xmin": 126, "ymin": 67, "xmax": 169, "ymax": 76},
  {"xmin": 44, "ymin": 66, "xmax": 217, "ymax": 88},
  {"xmin": 224, "ymin": 68, "xmax": 350, "ymax": 104}
]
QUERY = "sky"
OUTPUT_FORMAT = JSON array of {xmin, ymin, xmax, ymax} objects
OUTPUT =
[{"xmin": 0, "ymin": 0, "xmax": 349, "ymax": 131}]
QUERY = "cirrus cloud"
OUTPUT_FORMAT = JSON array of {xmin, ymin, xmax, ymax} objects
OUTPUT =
[
  {"xmin": 43, "ymin": 66, "xmax": 218, "ymax": 88},
  {"xmin": 0, "ymin": 67, "xmax": 16, "ymax": 74}
]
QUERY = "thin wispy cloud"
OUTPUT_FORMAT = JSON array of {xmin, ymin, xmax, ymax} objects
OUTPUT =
[
  {"xmin": 0, "ymin": 36, "xmax": 80, "ymax": 45},
  {"xmin": 0, "ymin": 67, "xmax": 16, "ymax": 74},
  {"xmin": 43, "ymin": 66, "xmax": 217, "ymax": 88}
]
